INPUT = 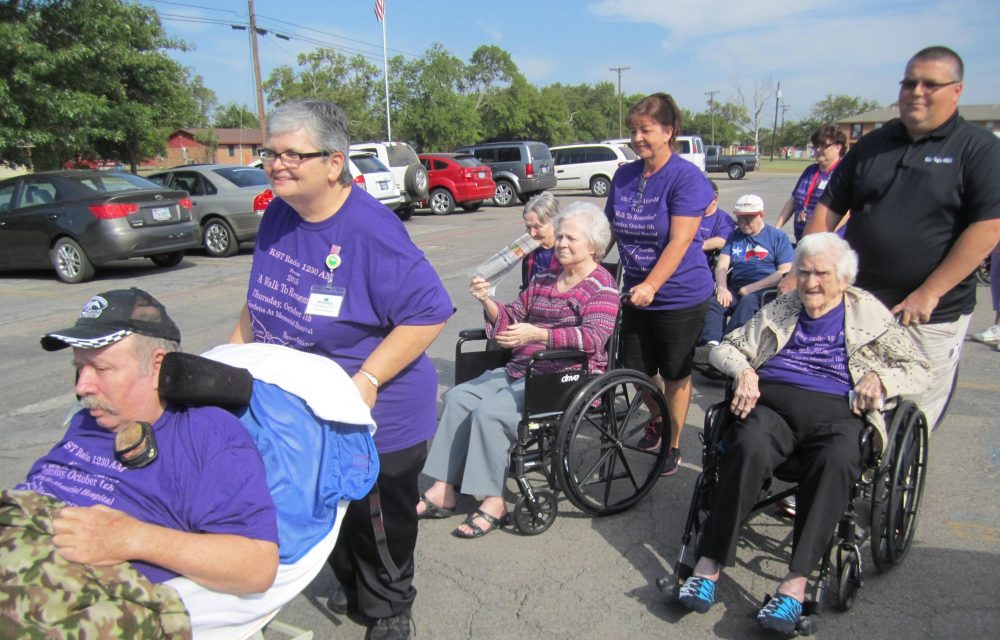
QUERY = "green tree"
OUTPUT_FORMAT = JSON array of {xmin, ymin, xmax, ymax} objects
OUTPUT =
[
  {"xmin": 0, "ymin": 0, "xmax": 197, "ymax": 171},
  {"xmin": 214, "ymin": 102, "xmax": 260, "ymax": 129},
  {"xmin": 810, "ymin": 94, "xmax": 881, "ymax": 124},
  {"xmin": 264, "ymin": 49, "xmax": 383, "ymax": 141},
  {"xmin": 390, "ymin": 45, "xmax": 481, "ymax": 151}
]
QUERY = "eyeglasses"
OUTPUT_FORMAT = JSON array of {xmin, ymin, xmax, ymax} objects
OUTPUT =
[
  {"xmin": 813, "ymin": 143, "xmax": 835, "ymax": 152},
  {"xmin": 115, "ymin": 421, "xmax": 158, "ymax": 469},
  {"xmin": 898, "ymin": 78, "xmax": 960, "ymax": 93},
  {"xmin": 258, "ymin": 148, "xmax": 330, "ymax": 164}
]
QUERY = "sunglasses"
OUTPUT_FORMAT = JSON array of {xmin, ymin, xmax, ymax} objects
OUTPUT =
[
  {"xmin": 898, "ymin": 79, "xmax": 960, "ymax": 93},
  {"xmin": 115, "ymin": 421, "xmax": 158, "ymax": 469}
]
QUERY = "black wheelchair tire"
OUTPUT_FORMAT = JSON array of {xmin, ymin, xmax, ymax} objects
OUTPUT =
[
  {"xmin": 512, "ymin": 490, "xmax": 557, "ymax": 536},
  {"xmin": 871, "ymin": 401, "xmax": 928, "ymax": 573},
  {"xmin": 836, "ymin": 546, "xmax": 862, "ymax": 611},
  {"xmin": 553, "ymin": 370, "xmax": 669, "ymax": 516}
]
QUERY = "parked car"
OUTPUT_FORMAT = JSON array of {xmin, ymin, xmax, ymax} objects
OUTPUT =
[
  {"xmin": 418, "ymin": 153, "xmax": 495, "ymax": 215},
  {"xmin": 549, "ymin": 143, "xmax": 637, "ymax": 197},
  {"xmin": 350, "ymin": 152, "xmax": 403, "ymax": 211},
  {"xmin": 147, "ymin": 164, "xmax": 270, "ymax": 257},
  {"xmin": 704, "ymin": 145, "xmax": 759, "ymax": 180},
  {"xmin": 603, "ymin": 134, "xmax": 706, "ymax": 172},
  {"xmin": 454, "ymin": 141, "xmax": 557, "ymax": 207},
  {"xmin": 0, "ymin": 170, "xmax": 199, "ymax": 283},
  {"xmin": 348, "ymin": 141, "xmax": 429, "ymax": 219}
]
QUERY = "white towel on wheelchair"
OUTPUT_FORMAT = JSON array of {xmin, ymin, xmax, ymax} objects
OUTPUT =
[{"xmin": 166, "ymin": 343, "xmax": 378, "ymax": 639}]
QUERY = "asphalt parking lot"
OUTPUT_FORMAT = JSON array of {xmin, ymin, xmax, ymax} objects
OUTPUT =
[{"xmin": 1, "ymin": 173, "xmax": 998, "ymax": 638}]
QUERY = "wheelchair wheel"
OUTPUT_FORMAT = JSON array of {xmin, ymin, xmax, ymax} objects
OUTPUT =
[
  {"xmin": 836, "ymin": 547, "xmax": 862, "ymax": 611},
  {"xmin": 512, "ymin": 490, "xmax": 557, "ymax": 536},
  {"xmin": 871, "ymin": 401, "xmax": 928, "ymax": 572},
  {"xmin": 553, "ymin": 370, "xmax": 669, "ymax": 516}
]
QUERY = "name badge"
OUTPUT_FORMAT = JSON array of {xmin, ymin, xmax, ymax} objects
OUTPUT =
[
  {"xmin": 305, "ymin": 286, "xmax": 345, "ymax": 317},
  {"xmin": 818, "ymin": 179, "xmax": 829, "ymax": 189}
]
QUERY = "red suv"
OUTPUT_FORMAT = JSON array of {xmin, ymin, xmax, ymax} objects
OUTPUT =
[{"xmin": 418, "ymin": 153, "xmax": 496, "ymax": 215}]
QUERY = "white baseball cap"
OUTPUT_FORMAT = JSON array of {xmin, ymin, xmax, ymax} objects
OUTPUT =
[{"xmin": 733, "ymin": 194, "xmax": 765, "ymax": 214}]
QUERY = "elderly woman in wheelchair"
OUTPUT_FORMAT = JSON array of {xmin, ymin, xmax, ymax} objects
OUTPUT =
[
  {"xmin": 417, "ymin": 202, "xmax": 620, "ymax": 539},
  {"xmin": 676, "ymin": 233, "xmax": 930, "ymax": 633}
]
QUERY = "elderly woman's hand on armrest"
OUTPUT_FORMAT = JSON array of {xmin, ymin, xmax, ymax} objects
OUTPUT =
[
  {"xmin": 730, "ymin": 368, "xmax": 760, "ymax": 419},
  {"xmin": 850, "ymin": 371, "xmax": 886, "ymax": 416}
]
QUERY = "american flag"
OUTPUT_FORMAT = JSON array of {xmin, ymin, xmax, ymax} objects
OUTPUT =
[{"xmin": 374, "ymin": 0, "xmax": 385, "ymax": 22}]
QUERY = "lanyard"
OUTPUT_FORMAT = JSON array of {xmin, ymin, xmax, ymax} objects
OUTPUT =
[{"xmin": 802, "ymin": 159, "xmax": 839, "ymax": 212}]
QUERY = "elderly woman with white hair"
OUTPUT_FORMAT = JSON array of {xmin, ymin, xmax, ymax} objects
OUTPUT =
[
  {"xmin": 418, "ymin": 202, "xmax": 621, "ymax": 539},
  {"xmin": 677, "ymin": 233, "xmax": 930, "ymax": 633},
  {"xmin": 520, "ymin": 191, "xmax": 560, "ymax": 286}
]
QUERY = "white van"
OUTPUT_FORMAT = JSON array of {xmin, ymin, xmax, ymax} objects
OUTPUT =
[{"xmin": 602, "ymin": 135, "xmax": 706, "ymax": 172}]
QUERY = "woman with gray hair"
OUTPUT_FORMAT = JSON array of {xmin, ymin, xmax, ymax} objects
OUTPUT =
[
  {"xmin": 677, "ymin": 233, "xmax": 930, "ymax": 633},
  {"xmin": 229, "ymin": 99, "xmax": 453, "ymax": 638},
  {"xmin": 418, "ymin": 202, "xmax": 620, "ymax": 539},
  {"xmin": 520, "ymin": 191, "xmax": 560, "ymax": 286}
]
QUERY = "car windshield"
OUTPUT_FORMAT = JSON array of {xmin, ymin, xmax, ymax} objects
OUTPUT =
[
  {"xmin": 352, "ymin": 154, "xmax": 390, "ymax": 174},
  {"xmin": 69, "ymin": 173, "xmax": 162, "ymax": 193},
  {"xmin": 212, "ymin": 167, "xmax": 269, "ymax": 188},
  {"xmin": 385, "ymin": 144, "xmax": 419, "ymax": 167},
  {"xmin": 454, "ymin": 155, "xmax": 483, "ymax": 168}
]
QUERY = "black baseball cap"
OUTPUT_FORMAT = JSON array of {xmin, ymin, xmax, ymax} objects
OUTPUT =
[{"xmin": 41, "ymin": 288, "xmax": 181, "ymax": 351}]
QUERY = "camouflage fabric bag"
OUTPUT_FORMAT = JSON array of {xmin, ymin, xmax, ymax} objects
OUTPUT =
[{"xmin": 0, "ymin": 490, "xmax": 192, "ymax": 639}]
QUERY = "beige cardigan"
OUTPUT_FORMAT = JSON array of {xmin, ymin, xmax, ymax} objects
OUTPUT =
[{"xmin": 709, "ymin": 286, "xmax": 931, "ymax": 451}]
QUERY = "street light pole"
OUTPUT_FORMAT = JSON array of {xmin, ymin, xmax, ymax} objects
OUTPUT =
[
  {"xmin": 769, "ymin": 81, "xmax": 781, "ymax": 162},
  {"xmin": 705, "ymin": 90, "xmax": 719, "ymax": 145},
  {"xmin": 610, "ymin": 66, "xmax": 630, "ymax": 138},
  {"xmin": 247, "ymin": 0, "xmax": 267, "ymax": 144}
]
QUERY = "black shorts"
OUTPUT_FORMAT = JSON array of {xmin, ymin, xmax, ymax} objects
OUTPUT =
[{"xmin": 620, "ymin": 298, "xmax": 711, "ymax": 381}]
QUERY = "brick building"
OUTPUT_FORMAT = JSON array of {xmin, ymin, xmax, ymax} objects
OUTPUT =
[
  {"xmin": 162, "ymin": 128, "xmax": 264, "ymax": 167},
  {"xmin": 835, "ymin": 104, "xmax": 1000, "ymax": 148}
]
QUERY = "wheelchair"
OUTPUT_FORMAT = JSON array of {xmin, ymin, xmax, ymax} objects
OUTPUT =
[
  {"xmin": 452, "ymin": 274, "xmax": 671, "ymax": 536},
  {"xmin": 659, "ymin": 392, "xmax": 929, "ymax": 635}
]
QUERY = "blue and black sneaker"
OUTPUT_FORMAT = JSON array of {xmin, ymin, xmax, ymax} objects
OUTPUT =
[
  {"xmin": 678, "ymin": 575, "xmax": 716, "ymax": 613},
  {"xmin": 756, "ymin": 593, "xmax": 803, "ymax": 634}
]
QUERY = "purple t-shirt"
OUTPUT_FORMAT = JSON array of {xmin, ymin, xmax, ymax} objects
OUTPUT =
[
  {"xmin": 605, "ymin": 156, "xmax": 715, "ymax": 310},
  {"xmin": 757, "ymin": 302, "xmax": 852, "ymax": 397},
  {"xmin": 17, "ymin": 406, "xmax": 278, "ymax": 584},
  {"xmin": 790, "ymin": 162, "xmax": 842, "ymax": 241},
  {"xmin": 531, "ymin": 247, "xmax": 557, "ymax": 278},
  {"xmin": 722, "ymin": 224, "xmax": 794, "ymax": 288},
  {"xmin": 698, "ymin": 207, "xmax": 735, "ymax": 244},
  {"xmin": 246, "ymin": 189, "xmax": 453, "ymax": 453}
]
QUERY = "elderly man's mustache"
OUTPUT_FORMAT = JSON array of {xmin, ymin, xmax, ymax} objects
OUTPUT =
[{"xmin": 80, "ymin": 395, "xmax": 117, "ymax": 414}]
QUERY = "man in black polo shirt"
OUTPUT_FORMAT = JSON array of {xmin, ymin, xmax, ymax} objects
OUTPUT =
[{"xmin": 806, "ymin": 46, "xmax": 1000, "ymax": 428}]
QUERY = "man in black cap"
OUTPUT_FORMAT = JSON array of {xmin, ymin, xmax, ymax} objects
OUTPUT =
[{"xmin": 3, "ymin": 289, "xmax": 280, "ymax": 633}]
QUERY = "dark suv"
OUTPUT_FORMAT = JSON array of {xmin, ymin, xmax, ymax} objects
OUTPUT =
[{"xmin": 454, "ymin": 141, "xmax": 556, "ymax": 207}]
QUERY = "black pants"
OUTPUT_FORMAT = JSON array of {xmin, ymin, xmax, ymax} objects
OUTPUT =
[
  {"xmin": 328, "ymin": 441, "xmax": 427, "ymax": 619},
  {"xmin": 698, "ymin": 382, "xmax": 863, "ymax": 574}
]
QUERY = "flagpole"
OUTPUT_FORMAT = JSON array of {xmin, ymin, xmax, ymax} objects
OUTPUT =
[{"xmin": 381, "ymin": 1, "xmax": 391, "ymax": 140}]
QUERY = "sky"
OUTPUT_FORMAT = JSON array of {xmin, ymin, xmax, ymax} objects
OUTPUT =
[{"xmin": 142, "ymin": 0, "xmax": 1000, "ymax": 123}]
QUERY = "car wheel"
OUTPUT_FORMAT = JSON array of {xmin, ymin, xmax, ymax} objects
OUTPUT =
[
  {"xmin": 404, "ymin": 164, "xmax": 429, "ymax": 199},
  {"xmin": 727, "ymin": 164, "xmax": 746, "ymax": 180},
  {"xmin": 494, "ymin": 181, "xmax": 516, "ymax": 207},
  {"xmin": 203, "ymin": 218, "xmax": 238, "ymax": 257},
  {"xmin": 590, "ymin": 176, "xmax": 611, "ymax": 197},
  {"xmin": 150, "ymin": 251, "xmax": 185, "ymax": 268},
  {"xmin": 50, "ymin": 237, "xmax": 95, "ymax": 284},
  {"xmin": 461, "ymin": 201, "xmax": 483, "ymax": 212},
  {"xmin": 428, "ymin": 188, "xmax": 455, "ymax": 215},
  {"xmin": 395, "ymin": 205, "xmax": 414, "ymax": 221}
]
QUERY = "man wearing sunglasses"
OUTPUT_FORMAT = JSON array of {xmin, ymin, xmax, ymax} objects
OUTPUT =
[
  {"xmin": 2, "ymin": 288, "xmax": 279, "ymax": 635},
  {"xmin": 805, "ymin": 45, "xmax": 1000, "ymax": 429}
]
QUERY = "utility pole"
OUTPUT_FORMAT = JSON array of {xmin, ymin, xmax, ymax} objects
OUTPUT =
[
  {"xmin": 769, "ymin": 81, "xmax": 781, "ymax": 162},
  {"xmin": 610, "ymin": 66, "xmax": 630, "ymax": 138},
  {"xmin": 705, "ymin": 90, "xmax": 719, "ymax": 145},
  {"xmin": 248, "ymin": 0, "xmax": 267, "ymax": 144},
  {"xmin": 780, "ymin": 104, "xmax": 790, "ymax": 157}
]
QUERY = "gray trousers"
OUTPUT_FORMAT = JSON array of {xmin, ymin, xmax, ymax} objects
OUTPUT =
[{"xmin": 422, "ymin": 369, "xmax": 525, "ymax": 497}]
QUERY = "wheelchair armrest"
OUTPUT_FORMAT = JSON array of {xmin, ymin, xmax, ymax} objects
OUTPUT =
[
  {"xmin": 458, "ymin": 328, "xmax": 488, "ymax": 341},
  {"xmin": 530, "ymin": 349, "xmax": 587, "ymax": 362}
]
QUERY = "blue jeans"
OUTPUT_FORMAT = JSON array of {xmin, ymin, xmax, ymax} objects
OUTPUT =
[{"xmin": 699, "ymin": 288, "xmax": 769, "ymax": 345}]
